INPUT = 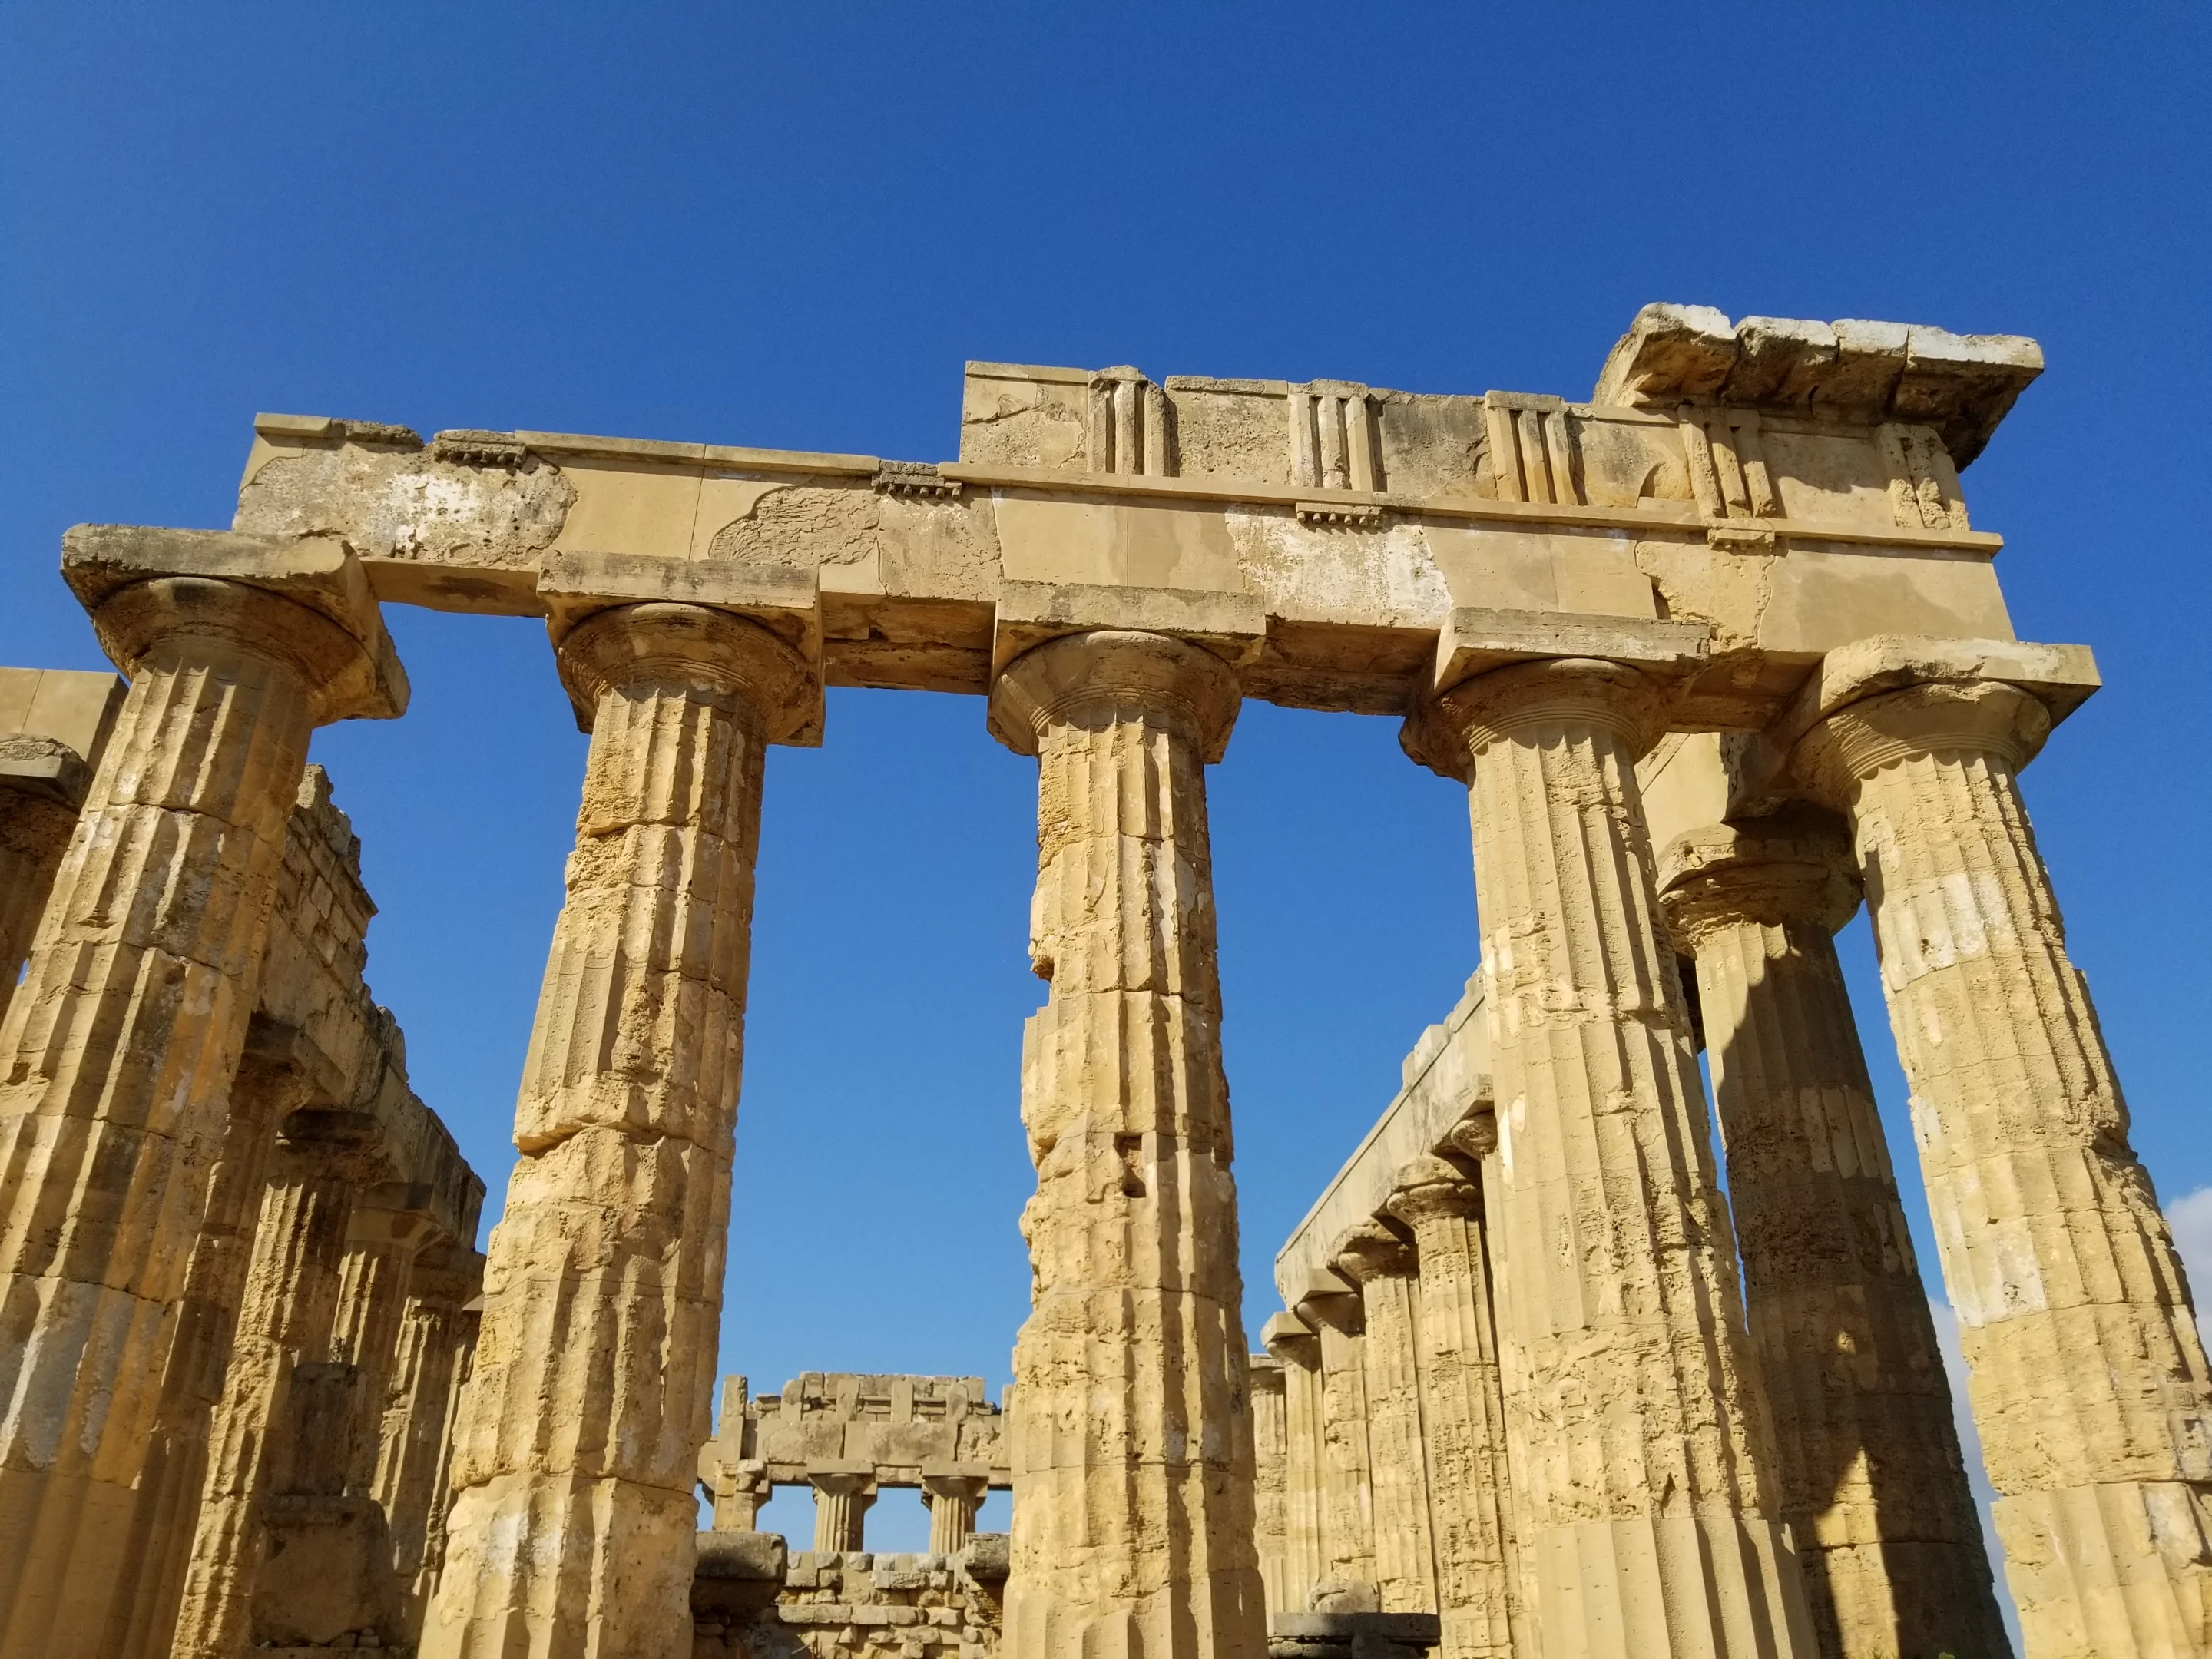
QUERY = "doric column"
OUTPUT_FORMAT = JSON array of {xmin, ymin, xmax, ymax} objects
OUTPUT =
[
  {"xmin": 1334, "ymin": 1224, "xmax": 1438, "ymax": 1615},
  {"xmin": 1304, "ymin": 1292, "xmax": 1377, "ymax": 1601},
  {"xmin": 102, "ymin": 1023, "xmax": 315, "ymax": 1659},
  {"xmin": 1263, "ymin": 1315, "xmax": 1328, "ymax": 1618},
  {"xmin": 1250, "ymin": 1356, "xmax": 1292, "ymax": 1619},
  {"xmin": 1658, "ymin": 812, "xmax": 2008, "ymax": 1659},
  {"xmin": 376, "ymin": 1242, "xmax": 485, "ymax": 1637},
  {"xmin": 171, "ymin": 1117, "xmax": 382, "ymax": 1659},
  {"xmin": 922, "ymin": 1472, "xmax": 989, "ymax": 1555},
  {"xmin": 1793, "ymin": 668, "xmax": 2212, "ymax": 1657},
  {"xmin": 810, "ymin": 1472, "xmax": 877, "ymax": 1554},
  {"xmin": 426, "ymin": 601, "xmax": 809, "ymax": 1659},
  {"xmin": 410, "ymin": 1295, "xmax": 482, "ymax": 1621},
  {"xmin": 1408, "ymin": 657, "xmax": 1815, "ymax": 1659},
  {"xmin": 1385, "ymin": 1161, "xmax": 1518, "ymax": 1659},
  {"xmin": 334, "ymin": 1190, "xmax": 429, "ymax": 1498},
  {"xmin": 0, "ymin": 528, "xmax": 401, "ymax": 1659},
  {"xmin": 989, "ymin": 628, "xmax": 1266, "ymax": 1659}
]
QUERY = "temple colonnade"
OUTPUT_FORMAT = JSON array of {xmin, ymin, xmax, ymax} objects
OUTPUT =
[{"xmin": 0, "ymin": 300, "xmax": 2204, "ymax": 1659}]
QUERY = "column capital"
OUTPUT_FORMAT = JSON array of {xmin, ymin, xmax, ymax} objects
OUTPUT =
[
  {"xmin": 1382, "ymin": 1157, "xmax": 1482, "ymax": 1229},
  {"xmin": 1791, "ymin": 678, "xmax": 2049, "ymax": 810},
  {"xmin": 63, "ymin": 526, "xmax": 406, "ymax": 724},
  {"xmin": 554, "ymin": 601, "xmax": 813, "ymax": 741},
  {"xmin": 1331, "ymin": 1221, "xmax": 1416, "ymax": 1286},
  {"xmin": 987, "ymin": 628, "xmax": 1241, "ymax": 761},
  {"xmin": 1403, "ymin": 656, "xmax": 1665, "ymax": 782},
  {"xmin": 1656, "ymin": 809, "xmax": 1861, "ymax": 949},
  {"xmin": 1260, "ymin": 1310, "xmax": 1320, "ymax": 1366}
]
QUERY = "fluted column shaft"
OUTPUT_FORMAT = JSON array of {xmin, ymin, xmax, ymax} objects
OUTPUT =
[
  {"xmin": 1308, "ymin": 1297, "xmax": 1377, "ymax": 1596},
  {"xmin": 812, "ymin": 1475, "xmax": 876, "ymax": 1554},
  {"xmin": 1797, "ymin": 680, "xmax": 2212, "ymax": 1659},
  {"xmin": 1336, "ymin": 1227, "xmax": 1439, "ymax": 1614},
  {"xmin": 105, "ymin": 1034, "xmax": 308, "ymax": 1659},
  {"xmin": 171, "ymin": 1129, "xmax": 371, "ymax": 1659},
  {"xmin": 1250, "ymin": 1359, "xmax": 1291, "ymax": 1618},
  {"xmin": 411, "ymin": 1301, "xmax": 481, "ymax": 1619},
  {"xmin": 1660, "ymin": 816, "xmax": 2007, "ymax": 1659},
  {"xmin": 1265, "ymin": 1326, "xmax": 1328, "ymax": 1617},
  {"xmin": 1388, "ymin": 1167, "xmax": 1518, "ymax": 1659},
  {"xmin": 923, "ymin": 1475, "xmax": 989, "ymax": 1555},
  {"xmin": 1413, "ymin": 657, "xmax": 1814, "ymax": 1659},
  {"xmin": 333, "ymin": 1210, "xmax": 423, "ymax": 1504},
  {"xmin": 376, "ymin": 1244, "xmax": 484, "ymax": 1634},
  {"xmin": 0, "ymin": 571, "xmax": 392, "ymax": 1659},
  {"xmin": 990, "ymin": 629, "xmax": 1265, "ymax": 1659},
  {"xmin": 426, "ymin": 602, "xmax": 807, "ymax": 1659}
]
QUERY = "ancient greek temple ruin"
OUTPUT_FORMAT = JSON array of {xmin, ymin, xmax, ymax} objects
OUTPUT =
[{"xmin": 0, "ymin": 301, "xmax": 2201, "ymax": 1659}]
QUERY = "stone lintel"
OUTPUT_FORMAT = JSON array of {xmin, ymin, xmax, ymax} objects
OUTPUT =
[
  {"xmin": 989, "ymin": 578, "xmax": 1265, "ymax": 685},
  {"xmin": 1432, "ymin": 605, "xmax": 1709, "ymax": 694},
  {"xmin": 60, "ymin": 525, "xmax": 407, "ymax": 720}
]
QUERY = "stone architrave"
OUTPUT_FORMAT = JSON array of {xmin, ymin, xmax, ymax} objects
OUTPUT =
[
  {"xmin": 102, "ymin": 1024, "xmax": 316, "ymax": 1659},
  {"xmin": 988, "ymin": 628, "xmax": 1266, "ymax": 1659},
  {"xmin": 1410, "ymin": 657, "xmax": 1816, "ymax": 1659},
  {"xmin": 375, "ymin": 1243, "xmax": 485, "ymax": 1634},
  {"xmin": 810, "ymin": 1472, "xmax": 877, "ymax": 1554},
  {"xmin": 169, "ymin": 1114, "xmax": 386, "ymax": 1659},
  {"xmin": 1334, "ymin": 1224, "xmax": 1439, "ymax": 1616},
  {"xmin": 1793, "ymin": 664, "xmax": 2212, "ymax": 1656},
  {"xmin": 922, "ymin": 1472, "xmax": 989, "ymax": 1555},
  {"xmin": 1386, "ymin": 1161, "xmax": 1518, "ymax": 1659},
  {"xmin": 425, "ymin": 600, "xmax": 810, "ymax": 1659},
  {"xmin": 0, "ymin": 529, "xmax": 402, "ymax": 1659},
  {"xmin": 1658, "ymin": 812, "xmax": 2008, "ymax": 1659},
  {"xmin": 1263, "ymin": 1316, "xmax": 1328, "ymax": 1618}
]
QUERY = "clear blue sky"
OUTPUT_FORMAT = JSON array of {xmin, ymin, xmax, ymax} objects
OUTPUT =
[{"xmin": 4, "ymin": 5, "xmax": 2207, "ymax": 1562}]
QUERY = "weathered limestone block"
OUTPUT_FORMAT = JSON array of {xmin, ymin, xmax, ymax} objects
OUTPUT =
[
  {"xmin": 1658, "ymin": 813, "xmax": 2008, "ymax": 1659},
  {"xmin": 426, "ymin": 600, "xmax": 810, "ymax": 1659},
  {"xmin": 1408, "ymin": 656, "xmax": 1816, "ymax": 1659},
  {"xmin": 0, "ymin": 528, "xmax": 401, "ymax": 1659},
  {"xmin": 171, "ymin": 1118, "xmax": 383, "ymax": 1659},
  {"xmin": 1333, "ymin": 1225, "xmax": 1437, "ymax": 1617},
  {"xmin": 1793, "ymin": 658, "xmax": 2212, "ymax": 1658},
  {"xmin": 698, "ymin": 1544, "xmax": 1005, "ymax": 1659},
  {"xmin": 989, "ymin": 628, "xmax": 1266, "ymax": 1659},
  {"xmin": 1384, "ymin": 1164, "xmax": 1517, "ymax": 1659},
  {"xmin": 1262, "ymin": 1316, "xmax": 1329, "ymax": 1620},
  {"xmin": 0, "ymin": 668, "xmax": 122, "ymax": 1026}
]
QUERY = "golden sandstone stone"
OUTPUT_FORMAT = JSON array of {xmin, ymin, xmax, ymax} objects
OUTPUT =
[{"xmin": 0, "ymin": 303, "xmax": 2198, "ymax": 1659}]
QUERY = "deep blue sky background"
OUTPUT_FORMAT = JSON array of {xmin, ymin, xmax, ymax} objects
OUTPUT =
[{"xmin": 4, "ymin": 5, "xmax": 2207, "ymax": 1567}]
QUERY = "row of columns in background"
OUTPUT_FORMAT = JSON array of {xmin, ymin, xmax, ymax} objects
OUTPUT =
[
  {"xmin": 0, "ymin": 555, "xmax": 484, "ymax": 1655},
  {"xmin": 0, "ymin": 528, "xmax": 2204, "ymax": 1659},
  {"xmin": 719, "ymin": 1472, "xmax": 992, "ymax": 1556}
]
